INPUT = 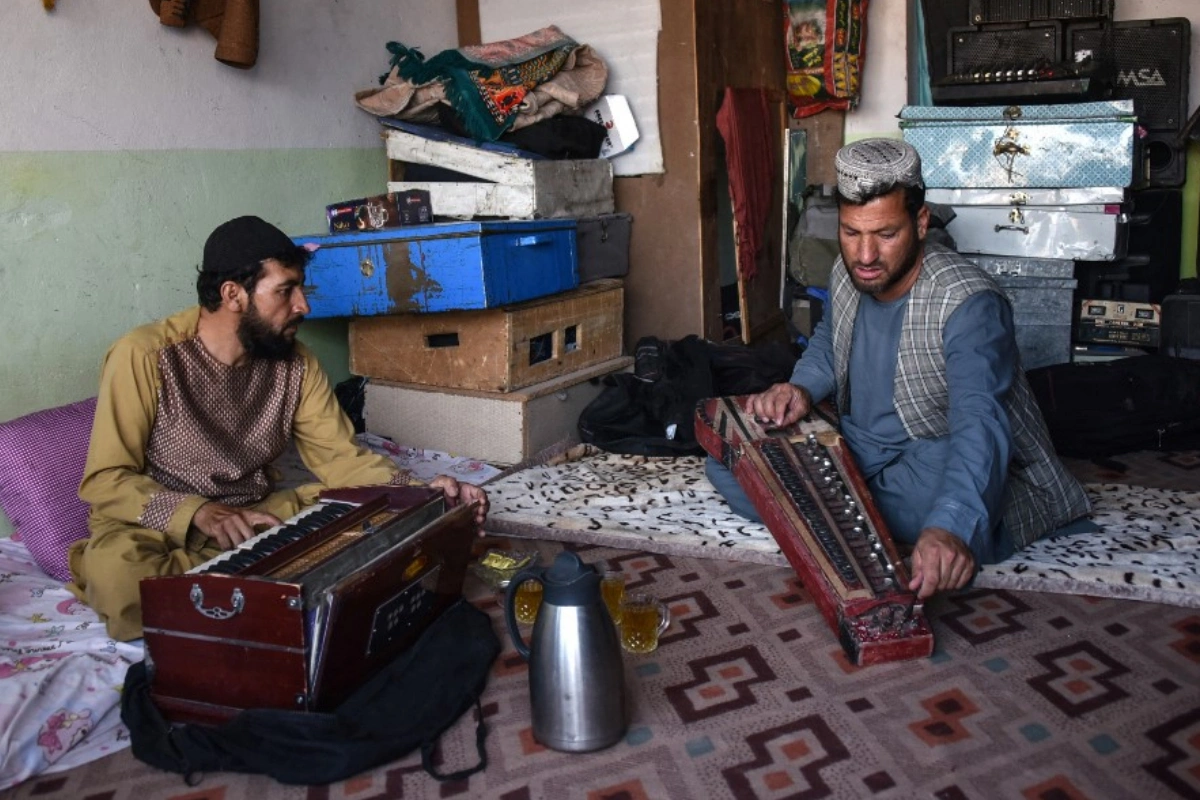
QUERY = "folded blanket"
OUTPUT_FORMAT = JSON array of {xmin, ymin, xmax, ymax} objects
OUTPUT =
[{"xmin": 356, "ymin": 25, "xmax": 608, "ymax": 142}]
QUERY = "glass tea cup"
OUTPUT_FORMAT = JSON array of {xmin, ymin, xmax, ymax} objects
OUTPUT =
[
  {"xmin": 513, "ymin": 578, "xmax": 543, "ymax": 625},
  {"xmin": 600, "ymin": 570, "xmax": 626, "ymax": 625},
  {"xmin": 619, "ymin": 593, "xmax": 671, "ymax": 654}
]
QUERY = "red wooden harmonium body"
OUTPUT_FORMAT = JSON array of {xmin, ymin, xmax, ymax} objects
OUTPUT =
[
  {"xmin": 139, "ymin": 485, "xmax": 477, "ymax": 725},
  {"xmin": 695, "ymin": 396, "xmax": 934, "ymax": 666}
]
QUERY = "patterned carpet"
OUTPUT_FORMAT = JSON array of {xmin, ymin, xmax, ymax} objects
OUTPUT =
[
  {"xmin": 4, "ymin": 451, "xmax": 1199, "ymax": 799},
  {"xmin": 6, "ymin": 535, "xmax": 1199, "ymax": 800}
]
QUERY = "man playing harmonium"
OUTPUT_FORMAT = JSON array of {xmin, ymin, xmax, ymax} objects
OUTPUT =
[
  {"xmin": 67, "ymin": 216, "xmax": 489, "ymax": 641},
  {"xmin": 708, "ymin": 139, "xmax": 1091, "ymax": 601}
]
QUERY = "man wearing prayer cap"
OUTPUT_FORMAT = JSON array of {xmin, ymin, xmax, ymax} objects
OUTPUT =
[
  {"xmin": 709, "ymin": 139, "xmax": 1091, "ymax": 599},
  {"xmin": 68, "ymin": 216, "xmax": 489, "ymax": 640}
]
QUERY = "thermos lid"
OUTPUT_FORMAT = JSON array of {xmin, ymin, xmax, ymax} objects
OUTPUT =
[{"xmin": 543, "ymin": 552, "xmax": 601, "ymax": 606}]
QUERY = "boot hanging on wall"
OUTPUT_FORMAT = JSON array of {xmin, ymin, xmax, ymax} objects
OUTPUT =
[{"xmin": 148, "ymin": 0, "xmax": 259, "ymax": 69}]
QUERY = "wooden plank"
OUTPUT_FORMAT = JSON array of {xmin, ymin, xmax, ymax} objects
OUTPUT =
[
  {"xmin": 388, "ymin": 168, "xmax": 614, "ymax": 220},
  {"xmin": 350, "ymin": 280, "xmax": 625, "ymax": 392},
  {"xmin": 790, "ymin": 110, "xmax": 846, "ymax": 187},
  {"xmin": 385, "ymin": 129, "xmax": 542, "ymax": 186},
  {"xmin": 456, "ymin": 0, "xmax": 482, "ymax": 47}
]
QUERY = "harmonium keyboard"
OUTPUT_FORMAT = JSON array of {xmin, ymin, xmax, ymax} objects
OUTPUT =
[
  {"xmin": 695, "ymin": 396, "xmax": 934, "ymax": 666},
  {"xmin": 139, "ymin": 485, "xmax": 478, "ymax": 725}
]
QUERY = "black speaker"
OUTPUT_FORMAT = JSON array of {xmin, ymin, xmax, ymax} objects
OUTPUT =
[
  {"xmin": 967, "ymin": 0, "xmax": 1111, "ymax": 25},
  {"xmin": 947, "ymin": 21, "xmax": 1061, "ymax": 75},
  {"xmin": 1068, "ymin": 19, "xmax": 1191, "ymax": 132},
  {"xmin": 1161, "ymin": 293, "xmax": 1200, "ymax": 358},
  {"xmin": 1140, "ymin": 130, "xmax": 1188, "ymax": 189},
  {"xmin": 922, "ymin": 0, "xmax": 973, "ymax": 89},
  {"xmin": 1077, "ymin": 189, "xmax": 1182, "ymax": 305}
]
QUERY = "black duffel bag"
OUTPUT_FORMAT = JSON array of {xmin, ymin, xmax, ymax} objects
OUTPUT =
[{"xmin": 121, "ymin": 599, "xmax": 500, "ymax": 787}]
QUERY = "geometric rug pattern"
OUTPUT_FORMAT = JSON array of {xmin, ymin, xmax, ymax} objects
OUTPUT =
[{"xmin": 7, "ymin": 536, "xmax": 1199, "ymax": 800}]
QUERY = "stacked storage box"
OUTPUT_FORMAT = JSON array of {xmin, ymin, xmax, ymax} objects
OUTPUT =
[
  {"xmin": 901, "ymin": 100, "xmax": 1137, "ymax": 369},
  {"xmin": 296, "ymin": 121, "xmax": 632, "ymax": 464}
]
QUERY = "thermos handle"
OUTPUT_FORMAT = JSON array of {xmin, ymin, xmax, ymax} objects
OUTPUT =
[{"xmin": 504, "ymin": 567, "xmax": 542, "ymax": 660}]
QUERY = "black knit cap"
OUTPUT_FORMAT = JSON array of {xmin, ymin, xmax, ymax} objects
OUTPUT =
[{"xmin": 202, "ymin": 216, "xmax": 297, "ymax": 277}]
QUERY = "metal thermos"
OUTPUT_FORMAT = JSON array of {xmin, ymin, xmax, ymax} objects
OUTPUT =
[{"xmin": 504, "ymin": 552, "xmax": 627, "ymax": 752}]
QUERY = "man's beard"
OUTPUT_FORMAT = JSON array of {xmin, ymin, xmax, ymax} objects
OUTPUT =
[
  {"xmin": 237, "ymin": 302, "xmax": 302, "ymax": 361},
  {"xmin": 844, "ymin": 228, "xmax": 922, "ymax": 298}
]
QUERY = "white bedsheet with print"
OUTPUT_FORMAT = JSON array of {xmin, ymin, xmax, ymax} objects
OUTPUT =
[{"xmin": 0, "ymin": 538, "xmax": 142, "ymax": 791}]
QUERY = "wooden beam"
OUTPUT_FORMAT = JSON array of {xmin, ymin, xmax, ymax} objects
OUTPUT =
[{"xmin": 456, "ymin": 0, "xmax": 482, "ymax": 47}]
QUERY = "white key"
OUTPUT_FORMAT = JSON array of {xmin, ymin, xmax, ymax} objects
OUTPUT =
[{"xmin": 189, "ymin": 502, "xmax": 340, "ymax": 574}]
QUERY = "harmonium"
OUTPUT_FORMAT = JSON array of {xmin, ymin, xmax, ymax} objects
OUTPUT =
[
  {"xmin": 695, "ymin": 396, "xmax": 934, "ymax": 666},
  {"xmin": 139, "ymin": 485, "xmax": 478, "ymax": 725}
]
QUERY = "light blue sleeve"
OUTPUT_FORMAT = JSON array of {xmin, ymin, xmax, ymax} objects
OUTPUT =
[
  {"xmin": 789, "ymin": 314, "xmax": 837, "ymax": 403},
  {"xmin": 921, "ymin": 291, "xmax": 1016, "ymax": 562}
]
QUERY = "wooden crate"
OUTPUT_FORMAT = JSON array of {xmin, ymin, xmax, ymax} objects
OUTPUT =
[
  {"xmin": 364, "ymin": 357, "xmax": 633, "ymax": 465},
  {"xmin": 383, "ymin": 124, "xmax": 613, "ymax": 220},
  {"xmin": 350, "ymin": 280, "xmax": 624, "ymax": 393}
]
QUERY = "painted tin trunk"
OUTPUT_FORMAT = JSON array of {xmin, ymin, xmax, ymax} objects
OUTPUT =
[
  {"xmin": 293, "ymin": 220, "xmax": 578, "ymax": 318},
  {"xmin": 900, "ymin": 100, "xmax": 1136, "ymax": 188}
]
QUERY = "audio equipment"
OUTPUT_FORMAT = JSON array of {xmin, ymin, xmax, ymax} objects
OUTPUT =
[
  {"xmin": 1069, "ymin": 18, "xmax": 1191, "ymax": 132},
  {"xmin": 967, "ymin": 0, "xmax": 1111, "ymax": 25}
]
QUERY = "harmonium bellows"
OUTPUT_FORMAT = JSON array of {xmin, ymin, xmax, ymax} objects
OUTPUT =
[
  {"xmin": 695, "ymin": 396, "xmax": 934, "ymax": 666},
  {"xmin": 139, "ymin": 485, "xmax": 478, "ymax": 725}
]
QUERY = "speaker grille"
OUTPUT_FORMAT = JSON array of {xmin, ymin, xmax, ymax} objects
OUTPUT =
[
  {"xmin": 1069, "ymin": 19, "xmax": 1191, "ymax": 131},
  {"xmin": 948, "ymin": 21, "xmax": 1060, "ymax": 74}
]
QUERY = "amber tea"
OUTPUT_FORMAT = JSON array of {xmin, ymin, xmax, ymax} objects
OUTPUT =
[
  {"xmin": 619, "ymin": 593, "xmax": 670, "ymax": 654},
  {"xmin": 514, "ymin": 579, "xmax": 543, "ymax": 625},
  {"xmin": 601, "ymin": 571, "xmax": 625, "ymax": 624}
]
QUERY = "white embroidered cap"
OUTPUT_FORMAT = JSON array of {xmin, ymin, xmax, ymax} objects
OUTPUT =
[{"xmin": 834, "ymin": 138, "xmax": 924, "ymax": 202}]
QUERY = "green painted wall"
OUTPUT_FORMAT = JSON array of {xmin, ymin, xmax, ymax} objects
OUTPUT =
[{"xmin": 0, "ymin": 146, "xmax": 389, "ymax": 535}]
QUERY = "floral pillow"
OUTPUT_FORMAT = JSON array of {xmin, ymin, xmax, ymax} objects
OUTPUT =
[{"xmin": 0, "ymin": 398, "xmax": 96, "ymax": 580}]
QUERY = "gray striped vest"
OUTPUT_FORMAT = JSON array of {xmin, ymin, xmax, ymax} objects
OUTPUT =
[{"xmin": 828, "ymin": 243, "xmax": 1091, "ymax": 550}]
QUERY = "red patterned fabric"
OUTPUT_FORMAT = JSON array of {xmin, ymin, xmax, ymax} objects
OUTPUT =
[{"xmin": 784, "ymin": 0, "xmax": 869, "ymax": 118}]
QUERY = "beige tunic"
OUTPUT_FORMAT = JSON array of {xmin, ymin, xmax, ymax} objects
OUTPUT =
[{"xmin": 69, "ymin": 307, "xmax": 412, "ymax": 639}]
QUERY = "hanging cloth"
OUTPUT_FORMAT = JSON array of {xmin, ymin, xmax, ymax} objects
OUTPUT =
[
  {"xmin": 716, "ymin": 87, "xmax": 775, "ymax": 283},
  {"xmin": 783, "ymin": 0, "xmax": 869, "ymax": 118}
]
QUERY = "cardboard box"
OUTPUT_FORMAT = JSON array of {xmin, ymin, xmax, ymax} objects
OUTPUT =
[
  {"xmin": 350, "ymin": 280, "xmax": 624, "ymax": 392},
  {"xmin": 364, "ymin": 357, "xmax": 633, "ymax": 464},
  {"xmin": 326, "ymin": 190, "xmax": 431, "ymax": 234},
  {"xmin": 1077, "ymin": 299, "xmax": 1162, "ymax": 347}
]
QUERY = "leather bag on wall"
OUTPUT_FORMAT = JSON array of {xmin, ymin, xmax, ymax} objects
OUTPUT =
[{"xmin": 149, "ymin": 0, "xmax": 259, "ymax": 69}]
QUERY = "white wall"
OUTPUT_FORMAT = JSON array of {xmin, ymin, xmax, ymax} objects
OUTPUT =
[
  {"xmin": 0, "ymin": 1, "xmax": 459, "ymax": 538},
  {"xmin": 0, "ymin": 0, "xmax": 455, "ymax": 152},
  {"xmin": 477, "ymin": 0, "xmax": 665, "ymax": 176},
  {"xmin": 845, "ymin": 0, "xmax": 909, "ymax": 141}
]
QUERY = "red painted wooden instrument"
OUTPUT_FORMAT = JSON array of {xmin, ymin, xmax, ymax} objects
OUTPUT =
[
  {"xmin": 695, "ymin": 396, "xmax": 934, "ymax": 665},
  {"xmin": 139, "ymin": 486, "xmax": 477, "ymax": 724}
]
